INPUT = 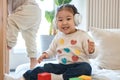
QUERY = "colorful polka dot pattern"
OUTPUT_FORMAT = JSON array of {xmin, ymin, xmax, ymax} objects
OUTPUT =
[
  {"xmin": 74, "ymin": 49, "xmax": 80, "ymax": 56},
  {"xmin": 64, "ymin": 48, "xmax": 70, "ymax": 53},
  {"xmin": 72, "ymin": 55, "xmax": 79, "ymax": 62},
  {"xmin": 59, "ymin": 38, "xmax": 64, "ymax": 45},
  {"xmin": 61, "ymin": 58, "xmax": 67, "ymax": 64},
  {"xmin": 58, "ymin": 38, "xmax": 81, "ymax": 64}
]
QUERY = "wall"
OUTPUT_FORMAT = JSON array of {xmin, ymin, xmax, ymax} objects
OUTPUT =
[
  {"xmin": 87, "ymin": 0, "xmax": 120, "ymax": 29},
  {"xmin": 71, "ymin": 0, "xmax": 87, "ymax": 30},
  {"xmin": 10, "ymin": 50, "xmax": 29, "ymax": 70}
]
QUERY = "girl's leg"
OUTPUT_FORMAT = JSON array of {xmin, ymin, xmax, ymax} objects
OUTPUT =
[
  {"xmin": 63, "ymin": 62, "xmax": 92, "ymax": 80},
  {"xmin": 23, "ymin": 67, "xmax": 45, "ymax": 80},
  {"xmin": 23, "ymin": 63, "xmax": 66, "ymax": 80}
]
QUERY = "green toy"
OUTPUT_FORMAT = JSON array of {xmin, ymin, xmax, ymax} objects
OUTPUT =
[{"xmin": 69, "ymin": 77, "xmax": 82, "ymax": 80}]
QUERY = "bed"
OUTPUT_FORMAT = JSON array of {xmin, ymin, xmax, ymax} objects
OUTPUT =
[{"xmin": 13, "ymin": 27, "xmax": 120, "ymax": 80}]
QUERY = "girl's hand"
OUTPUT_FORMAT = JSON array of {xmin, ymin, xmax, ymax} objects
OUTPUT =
[
  {"xmin": 37, "ymin": 52, "xmax": 49, "ymax": 63},
  {"xmin": 88, "ymin": 40, "xmax": 95, "ymax": 54}
]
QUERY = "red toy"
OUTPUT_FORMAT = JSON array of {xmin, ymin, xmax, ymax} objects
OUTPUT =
[{"xmin": 38, "ymin": 72, "xmax": 51, "ymax": 80}]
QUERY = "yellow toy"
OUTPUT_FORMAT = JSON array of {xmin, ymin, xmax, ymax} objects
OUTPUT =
[{"xmin": 78, "ymin": 75, "xmax": 92, "ymax": 80}]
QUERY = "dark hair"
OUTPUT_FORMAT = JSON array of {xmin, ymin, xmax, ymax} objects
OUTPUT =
[{"xmin": 57, "ymin": 4, "xmax": 79, "ymax": 15}]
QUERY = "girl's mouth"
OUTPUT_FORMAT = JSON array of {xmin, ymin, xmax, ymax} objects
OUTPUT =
[{"xmin": 62, "ymin": 26, "xmax": 69, "ymax": 30}]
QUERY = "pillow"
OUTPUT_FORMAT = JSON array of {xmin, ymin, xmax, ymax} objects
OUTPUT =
[{"xmin": 89, "ymin": 27, "xmax": 120, "ymax": 70}]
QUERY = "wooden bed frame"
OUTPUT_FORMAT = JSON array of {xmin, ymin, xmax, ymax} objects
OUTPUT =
[{"xmin": 0, "ymin": 0, "xmax": 9, "ymax": 80}]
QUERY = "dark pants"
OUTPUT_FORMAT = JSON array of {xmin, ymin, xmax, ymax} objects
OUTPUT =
[{"xmin": 23, "ymin": 62, "xmax": 92, "ymax": 80}]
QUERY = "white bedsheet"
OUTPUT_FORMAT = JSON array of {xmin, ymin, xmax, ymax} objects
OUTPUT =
[
  {"xmin": 14, "ymin": 59, "xmax": 120, "ymax": 80},
  {"xmin": 92, "ymin": 69, "xmax": 120, "ymax": 80},
  {"xmin": 90, "ymin": 59, "xmax": 120, "ymax": 80}
]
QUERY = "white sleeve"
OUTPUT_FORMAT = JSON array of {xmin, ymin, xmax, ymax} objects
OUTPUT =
[{"xmin": 45, "ymin": 35, "xmax": 58, "ymax": 58}]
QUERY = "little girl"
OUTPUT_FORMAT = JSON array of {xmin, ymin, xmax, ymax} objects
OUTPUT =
[{"xmin": 5, "ymin": 3, "xmax": 95, "ymax": 80}]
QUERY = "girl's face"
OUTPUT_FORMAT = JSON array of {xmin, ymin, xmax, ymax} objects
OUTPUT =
[{"xmin": 56, "ymin": 9, "xmax": 76, "ymax": 34}]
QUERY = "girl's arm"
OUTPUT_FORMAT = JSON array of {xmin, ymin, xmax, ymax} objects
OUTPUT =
[{"xmin": 37, "ymin": 52, "xmax": 49, "ymax": 63}]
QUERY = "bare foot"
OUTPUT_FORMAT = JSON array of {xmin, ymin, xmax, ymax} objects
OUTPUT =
[{"xmin": 30, "ymin": 58, "xmax": 38, "ymax": 69}]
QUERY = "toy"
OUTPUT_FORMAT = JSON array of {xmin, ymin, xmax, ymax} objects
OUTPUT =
[
  {"xmin": 78, "ymin": 75, "xmax": 92, "ymax": 80},
  {"xmin": 69, "ymin": 77, "xmax": 82, "ymax": 80},
  {"xmin": 69, "ymin": 75, "xmax": 91, "ymax": 80},
  {"xmin": 38, "ymin": 72, "xmax": 51, "ymax": 80}
]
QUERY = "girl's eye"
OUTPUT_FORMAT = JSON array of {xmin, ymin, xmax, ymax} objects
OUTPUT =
[
  {"xmin": 58, "ymin": 19, "xmax": 63, "ymax": 21},
  {"xmin": 67, "ymin": 18, "xmax": 71, "ymax": 21}
]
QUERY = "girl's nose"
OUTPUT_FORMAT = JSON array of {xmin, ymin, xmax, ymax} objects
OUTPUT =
[{"xmin": 62, "ymin": 20, "xmax": 67, "ymax": 24}]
